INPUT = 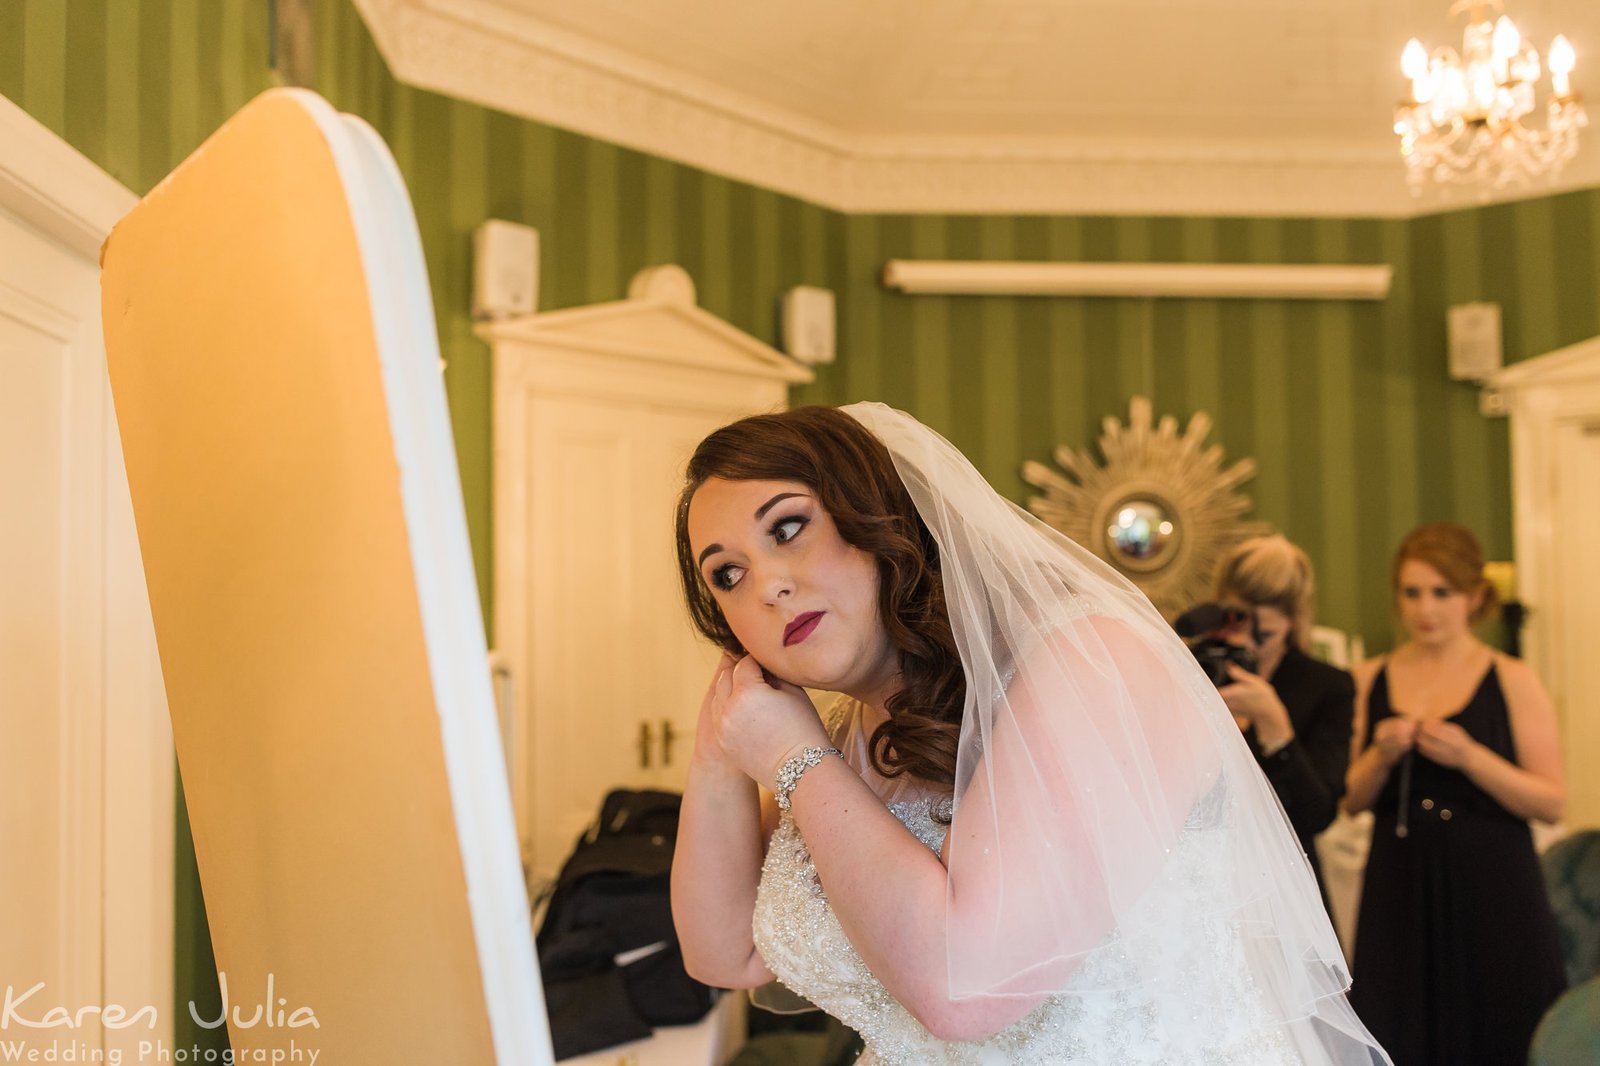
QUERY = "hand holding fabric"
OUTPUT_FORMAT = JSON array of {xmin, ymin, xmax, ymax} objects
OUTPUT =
[
  {"xmin": 1415, "ymin": 718, "xmax": 1480, "ymax": 770},
  {"xmin": 1372, "ymin": 716, "xmax": 1419, "ymax": 762}
]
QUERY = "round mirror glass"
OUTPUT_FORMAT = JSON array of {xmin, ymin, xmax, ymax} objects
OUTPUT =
[{"xmin": 1106, "ymin": 498, "xmax": 1175, "ymax": 564}]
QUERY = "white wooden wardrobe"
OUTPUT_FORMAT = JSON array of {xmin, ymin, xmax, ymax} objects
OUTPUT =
[{"xmin": 482, "ymin": 265, "xmax": 813, "ymax": 883}]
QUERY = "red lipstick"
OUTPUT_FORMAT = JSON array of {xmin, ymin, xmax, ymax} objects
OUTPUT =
[{"xmin": 783, "ymin": 611, "xmax": 824, "ymax": 647}]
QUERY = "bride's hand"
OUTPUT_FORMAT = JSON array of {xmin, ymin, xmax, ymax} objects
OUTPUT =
[
  {"xmin": 710, "ymin": 655, "xmax": 830, "ymax": 786},
  {"xmin": 690, "ymin": 653, "xmax": 741, "ymax": 772}
]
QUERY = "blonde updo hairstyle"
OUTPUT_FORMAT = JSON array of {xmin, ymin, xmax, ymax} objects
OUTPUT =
[
  {"xmin": 1391, "ymin": 523, "xmax": 1498, "ymax": 625},
  {"xmin": 1213, "ymin": 534, "xmax": 1317, "ymax": 653}
]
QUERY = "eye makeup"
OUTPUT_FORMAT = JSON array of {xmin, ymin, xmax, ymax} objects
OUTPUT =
[{"xmin": 705, "ymin": 512, "xmax": 810, "ymax": 592}]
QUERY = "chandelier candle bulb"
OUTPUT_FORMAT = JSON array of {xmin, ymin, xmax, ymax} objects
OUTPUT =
[
  {"xmin": 1403, "ymin": 39, "xmax": 1431, "ymax": 101},
  {"xmin": 1403, "ymin": 39, "xmax": 1428, "ymax": 78},
  {"xmin": 1492, "ymin": 18, "xmax": 1518, "ymax": 85},
  {"xmin": 1550, "ymin": 35, "xmax": 1575, "ymax": 98},
  {"xmin": 1493, "ymin": 17, "xmax": 1520, "ymax": 63}
]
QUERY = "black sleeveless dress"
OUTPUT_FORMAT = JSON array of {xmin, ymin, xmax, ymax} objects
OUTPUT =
[{"xmin": 1350, "ymin": 663, "xmax": 1566, "ymax": 1065}]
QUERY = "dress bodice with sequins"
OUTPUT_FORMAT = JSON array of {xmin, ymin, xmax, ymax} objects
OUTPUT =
[{"xmin": 748, "ymin": 699, "xmax": 1303, "ymax": 1066}]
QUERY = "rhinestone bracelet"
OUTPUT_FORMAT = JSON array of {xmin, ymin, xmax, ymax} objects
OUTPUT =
[{"xmin": 774, "ymin": 746, "xmax": 844, "ymax": 811}]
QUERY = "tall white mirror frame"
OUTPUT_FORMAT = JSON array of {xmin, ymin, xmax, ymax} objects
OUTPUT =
[{"xmin": 483, "ymin": 265, "xmax": 814, "ymax": 886}]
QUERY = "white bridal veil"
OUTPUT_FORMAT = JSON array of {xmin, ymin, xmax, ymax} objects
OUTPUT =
[{"xmin": 842, "ymin": 401, "xmax": 1389, "ymax": 1065}]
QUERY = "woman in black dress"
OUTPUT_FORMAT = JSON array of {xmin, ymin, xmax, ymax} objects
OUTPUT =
[{"xmin": 1345, "ymin": 524, "xmax": 1566, "ymax": 1065}]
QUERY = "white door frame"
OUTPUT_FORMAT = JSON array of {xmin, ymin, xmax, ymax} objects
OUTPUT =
[
  {"xmin": 1492, "ymin": 336, "xmax": 1600, "ymax": 830},
  {"xmin": 0, "ymin": 93, "xmax": 174, "ymax": 1051}
]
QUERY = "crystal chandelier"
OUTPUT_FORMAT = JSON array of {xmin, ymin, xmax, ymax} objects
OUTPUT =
[{"xmin": 1394, "ymin": 1, "xmax": 1586, "ymax": 192}]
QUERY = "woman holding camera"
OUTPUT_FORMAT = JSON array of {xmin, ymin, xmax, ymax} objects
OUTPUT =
[
  {"xmin": 1212, "ymin": 535, "xmax": 1353, "ymax": 907},
  {"xmin": 1344, "ymin": 523, "xmax": 1565, "ymax": 1066}
]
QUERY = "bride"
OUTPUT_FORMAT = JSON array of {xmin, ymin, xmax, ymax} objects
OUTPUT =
[{"xmin": 669, "ymin": 403, "xmax": 1388, "ymax": 1065}]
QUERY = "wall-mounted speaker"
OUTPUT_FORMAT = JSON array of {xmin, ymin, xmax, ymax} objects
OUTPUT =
[
  {"xmin": 472, "ymin": 220, "xmax": 539, "ymax": 321},
  {"xmin": 1447, "ymin": 302, "xmax": 1503, "ymax": 381},
  {"xmin": 781, "ymin": 285, "xmax": 836, "ymax": 366}
]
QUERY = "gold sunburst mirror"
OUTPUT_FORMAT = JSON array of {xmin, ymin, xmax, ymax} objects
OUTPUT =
[{"xmin": 1022, "ymin": 397, "xmax": 1269, "ymax": 618}]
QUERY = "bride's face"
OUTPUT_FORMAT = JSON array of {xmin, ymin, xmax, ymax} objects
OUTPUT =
[{"xmin": 686, "ymin": 477, "xmax": 898, "ymax": 695}]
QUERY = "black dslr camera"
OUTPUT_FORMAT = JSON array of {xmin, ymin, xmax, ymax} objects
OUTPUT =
[{"xmin": 1174, "ymin": 603, "xmax": 1258, "ymax": 687}]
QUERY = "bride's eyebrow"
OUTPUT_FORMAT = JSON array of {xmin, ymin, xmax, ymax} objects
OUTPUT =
[
  {"xmin": 696, "ymin": 492, "xmax": 812, "ymax": 568},
  {"xmin": 754, "ymin": 492, "xmax": 808, "ymax": 520}
]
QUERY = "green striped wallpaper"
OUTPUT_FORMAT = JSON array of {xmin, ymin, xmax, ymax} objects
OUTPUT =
[
  {"xmin": 2, "ymin": 0, "xmax": 274, "ymax": 201},
  {"xmin": 6, "ymin": 0, "xmax": 1600, "ymax": 1046}
]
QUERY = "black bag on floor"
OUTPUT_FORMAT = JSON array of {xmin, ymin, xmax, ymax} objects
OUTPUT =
[{"xmin": 536, "ymin": 789, "xmax": 713, "ymax": 1060}]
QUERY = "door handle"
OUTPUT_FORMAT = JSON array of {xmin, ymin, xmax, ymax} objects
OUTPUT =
[
  {"xmin": 660, "ymin": 719, "xmax": 677, "ymax": 767},
  {"xmin": 638, "ymin": 721, "xmax": 654, "ymax": 770}
]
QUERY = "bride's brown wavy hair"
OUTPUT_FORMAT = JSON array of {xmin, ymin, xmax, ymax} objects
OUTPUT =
[{"xmin": 674, "ymin": 406, "xmax": 965, "ymax": 788}]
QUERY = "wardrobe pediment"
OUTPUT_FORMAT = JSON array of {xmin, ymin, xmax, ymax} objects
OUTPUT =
[
  {"xmin": 477, "ymin": 264, "xmax": 811, "ymax": 385},
  {"xmin": 1491, "ymin": 334, "xmax": 1600, "ymax": 391}
]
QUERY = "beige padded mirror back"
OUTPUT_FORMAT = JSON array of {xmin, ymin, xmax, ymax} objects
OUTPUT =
[{"xmin": 99, "ymin": 88, "xmax": 551, "ymax": 1065}]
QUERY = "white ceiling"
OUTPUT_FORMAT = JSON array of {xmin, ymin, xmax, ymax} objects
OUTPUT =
[{"xmin": 356, "ymin": 0, "xmax": 1600, "ymax": 216}]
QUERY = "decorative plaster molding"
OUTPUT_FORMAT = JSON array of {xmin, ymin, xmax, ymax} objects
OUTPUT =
[
  {"xmin": 352, "ymin": 0, "xmax": 1600, "ymax": 218},
  {"xmin": 882, "ymin": 260, "xmax": 1394, "ymax": 300}
]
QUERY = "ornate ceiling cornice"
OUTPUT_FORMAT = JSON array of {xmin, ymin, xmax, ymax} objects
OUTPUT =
[{"xmin": 353, "ymin": 0, "xmax": 1600, "ymax": 218}]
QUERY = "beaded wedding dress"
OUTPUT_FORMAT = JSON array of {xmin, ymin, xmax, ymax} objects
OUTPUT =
[{"xmin": 750, "ymin": 697, "xmax": 1304, "ymax": 1066}]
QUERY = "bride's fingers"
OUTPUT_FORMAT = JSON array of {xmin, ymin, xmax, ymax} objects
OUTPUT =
[
  {"xmin": 731, "ymin": 654, "xmax": 766, "ymax": 687},
  {"xmin": 714, "ymin": 662, "xmax": 736, "ymax": 704},
  {"xmin": 759, "ymin": 666, "xmax": 785, "ymax": 690},
  {"xmin": 729, "ymin": 653, "xmax": 791, "ymax": 691},
  {"xmin": 703, "ymin": 653, "xmax": 736, "ymax": 706}
]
